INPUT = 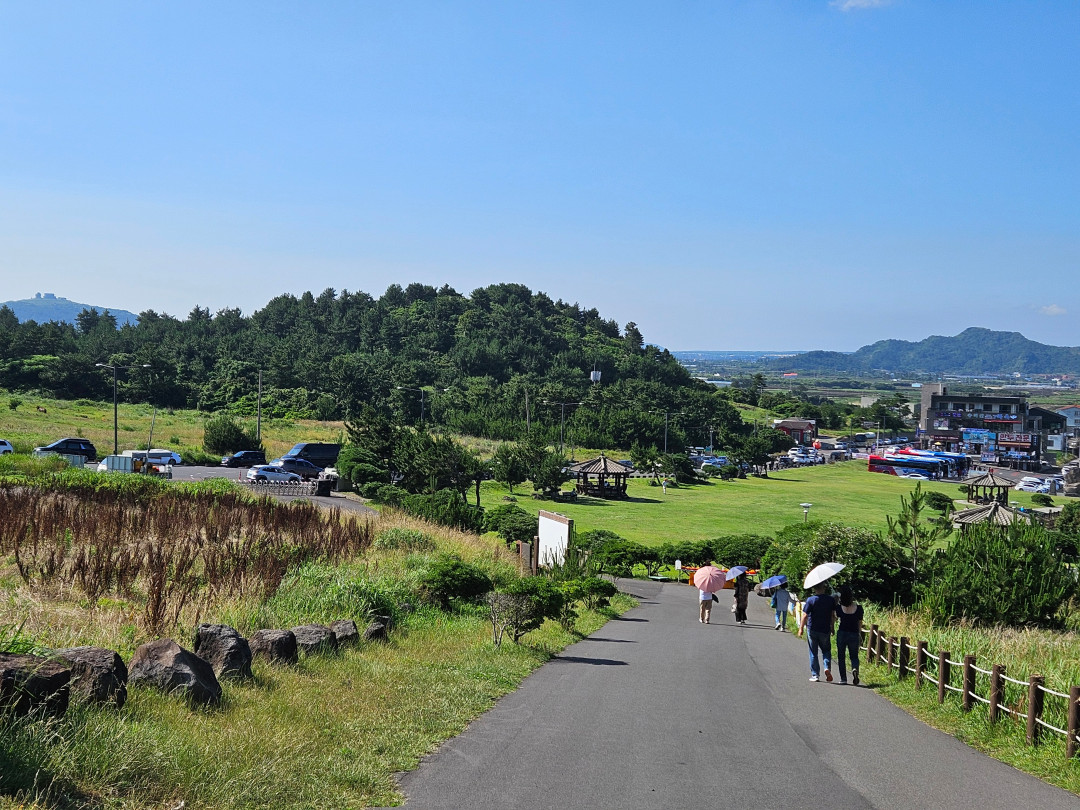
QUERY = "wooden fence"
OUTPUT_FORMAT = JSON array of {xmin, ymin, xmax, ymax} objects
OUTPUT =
[{"xmin": 864, "ymin": 624, "xmax": 1080, "ymax": 758}]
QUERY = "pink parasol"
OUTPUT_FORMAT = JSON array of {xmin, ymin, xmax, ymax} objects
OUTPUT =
[{"xmin": 693, "ymin": 565, "xmax": 726, "ymax": 593}]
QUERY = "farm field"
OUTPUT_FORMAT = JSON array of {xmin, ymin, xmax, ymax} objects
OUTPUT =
[{"xmin": 483, "ymin": 461, "xmax": 1052, "ymax": 544}]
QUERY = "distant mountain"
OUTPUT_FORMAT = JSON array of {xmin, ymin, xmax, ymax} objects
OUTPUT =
[
  {"xmin": 771, "ymin": 328, "xmax": 1080, "ymax": 376},
  {"xmin": 2, "ymin": 293, "xmax": 139, "ymax": 327}
]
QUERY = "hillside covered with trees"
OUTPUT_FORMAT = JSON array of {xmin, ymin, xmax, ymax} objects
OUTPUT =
[{"xmin": 0, "ymin": 283, "xmax": 748, "ymax": 451}]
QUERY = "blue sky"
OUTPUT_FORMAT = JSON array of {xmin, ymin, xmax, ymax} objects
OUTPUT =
[{"xmin": 1, "ymin": 1, "xmax": 1077, "ymax": 351}]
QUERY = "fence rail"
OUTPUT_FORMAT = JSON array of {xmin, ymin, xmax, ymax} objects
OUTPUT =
[
  {"xmin": 863, "ymin": 624, "xmax": 1080, "ymax": 759},
  {"xmin": 244, "ymin": 480, "xmax": 318, "ymax": 497}
]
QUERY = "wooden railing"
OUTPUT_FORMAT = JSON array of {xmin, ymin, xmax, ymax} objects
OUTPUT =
[{"xmin": 864, "ymin": 624, "xmax": 1080, "ymax": 758}]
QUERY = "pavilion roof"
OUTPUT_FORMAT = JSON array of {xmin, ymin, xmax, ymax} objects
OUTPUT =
[
  {"xmin": 962, "ymin": 470, "xmax": 1011, "ymax": 489},
  {"xmin": 952, "ymin": 502, "xmax": 1031, "ymax": 527},
  {"xmin": 567, "ymin": 456, "xmax": 633, "ymax": 475}
]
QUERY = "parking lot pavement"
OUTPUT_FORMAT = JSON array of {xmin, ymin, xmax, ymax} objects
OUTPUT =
[{"xmin": 171, "ymin": 465, "xmax": 375, "ymax": 515}]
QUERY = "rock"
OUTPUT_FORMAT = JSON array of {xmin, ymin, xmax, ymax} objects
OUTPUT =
[
  {"xmin": 363, "ymin": 618, "xmax": 391, "ymax": 643},
  {"xmin": 193, "ymin": 624, "xmax": 252, "ymax": 680},
  {"xmin": 55, "ymin": 646, "xmax": 127, "ymax": 708},
  {"xmin": 290, "ymin": 624, "xmax": 338, "ymax": 655},
  {"xmin": 249, "ymin": 629, "xmax": 298, "ymax": 664},
  {"xmin": 0, "ymin": 653, "xmax": 69, "ymax": 715},
  {"xmin": 128, "ymin": 639, "xmax": 222, "ymax": 706},
  {"xmin": 329, "ymin": 620, "xmax": 359, "ymax": 646}
]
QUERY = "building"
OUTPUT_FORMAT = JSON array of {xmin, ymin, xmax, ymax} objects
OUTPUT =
[
  {"xmin": 917, "ymin": 384, "xmax": 1052, "ymax": 470},
  {"xmin": 773, "ymin": 419, "xmax": 817, "ymax": 445},
  {"xmin": 1056, "ymin": 405, "xmax": 1080, "ymax": 434}
]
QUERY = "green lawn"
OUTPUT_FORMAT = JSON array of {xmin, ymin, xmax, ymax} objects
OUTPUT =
[{"xmin": 483, "ymin": 461, "xmax": 1049, "ymax": 544}]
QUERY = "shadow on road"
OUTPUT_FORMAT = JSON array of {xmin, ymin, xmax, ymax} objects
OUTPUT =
[
  {"xmin": 553, "ymin": 656, "xmax": 628, "ymax": 667},
  {"xmin": 583, "ymin": 637, "xmax": 637, "ymax": 644}
]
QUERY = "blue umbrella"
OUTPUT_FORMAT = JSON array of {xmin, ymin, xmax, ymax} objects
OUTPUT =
[
  {"xmin": 761, "ymin": 574, "xmax": 788, "ymax": 590},
  {"xmin": 725, "ymin": 565, "xmax": 749, "ymax": 581}
]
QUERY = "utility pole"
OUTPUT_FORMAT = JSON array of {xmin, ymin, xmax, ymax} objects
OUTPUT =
[{"xmin": 257, "ymin": 369, "xmax": 262, "ymax": 442}]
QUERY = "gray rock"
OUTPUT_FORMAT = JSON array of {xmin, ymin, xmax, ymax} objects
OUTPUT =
[
  {"xmin": 0, "ymin": 653, "xmax": 69, "ymax": 715},
  {"xmin": 249, "ymin": 629, "xmax": 298, "ymax": 664},
  {"xmin": 128, "ymin": 639, "xmax": 222, "ymax": 706},
  {"xmin": 329, "ymin": 619, "xmax": 359, "ymax": 646},
  {"xmin": 291, "ymin": 624, "xmax": 338, "ymax": 655},
  {"xmin": 363, "ymin": 619, "xmax": 391, "ymax": 643},
  {"xmin": 55, "ymin": 646, "xmax": 127, "ymax": 708},
  {"xmin": 193, "ymin": 624, "xmax": 252, "ymax": 680}
]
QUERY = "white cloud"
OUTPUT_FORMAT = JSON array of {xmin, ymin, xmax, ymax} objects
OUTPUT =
[
  {"xmin": 831, "ymin": 0, "xmax": 892, "ymax": 10},
  {"xmin": 1040, "ymin": 304, "xmax": 1067, "ymax": 316}
]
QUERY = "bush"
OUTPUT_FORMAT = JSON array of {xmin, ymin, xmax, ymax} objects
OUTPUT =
[
  {"xmin": 924, "ymin": 491, "xmax": 954, "ymax": 513},
  {"xmin": 1030, "ymin": 493, "xmax": 1054, "ymax": 508},
  {"xmin": 420, "ymin": 554, "xmax": 493, "ymax": 610},
  {"xmin": 921, "ymin": 523, "xmax": 1075, "ymax": 627},
  {"xmin": 481, "ymin": 504, "xmax": 537, "ymax": 546},
  {"xmin": 705, "ymin": 534, "xmax": 773, "ymax": 569},
  {"xmin": 7, "ymin": 398, "xmax": 21, "ymax": 411},
  {"xmin": 400, "ymin": 490, "xmax": 484, "ymax": 533},
  {"xmin": 373, "ymin": 528, "xmax": 435, "ymax": 552},
  {"xmin": 365, "ymin": 484, "xmax": 408, "ymax": 505},
  {"xmin": 488, "ymin": 576, "xmax": 565, "ymax": 644},
  {"xmin": 202, "ymin": 413, "xmax": 262, "ymax": 455}
]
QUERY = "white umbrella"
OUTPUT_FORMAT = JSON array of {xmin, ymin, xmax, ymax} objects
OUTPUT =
[{"xmin": 803, "ymin": 562, "xmax": 845, "ymax": 589}]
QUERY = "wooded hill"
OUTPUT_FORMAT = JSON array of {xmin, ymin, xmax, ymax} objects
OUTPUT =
[
  {"xmin": 770, "ymin": 327, "xmax": 1080, "ymax": 376},
  {"xmin": 0, "ymin": 283, "xmax": 745, "ymax": 451}
]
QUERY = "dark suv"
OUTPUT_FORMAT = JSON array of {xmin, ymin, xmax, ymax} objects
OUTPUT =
[
  {"xmin": 33, "ymin": 438, "xmax": 98, "ymax": 464},
  {"xmin": 220, "ymin": 450, "xmax": 267, "ymax": 468},
  {"xmin": 267, "ymin": 457, "xmax": 323, "ymax": 480}
]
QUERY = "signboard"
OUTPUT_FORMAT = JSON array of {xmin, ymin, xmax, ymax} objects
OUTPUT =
[
  {"xmin": 982, "ymin": 413, "xmax": 1020, "ymax": 422},
  {"xmin": 962, "ymin": 429, "xmax": 994, "ymax": 444},
  {"xmin": 932, "ymin": 419, "xmax": 951, "ymax": 430},
  {"xmin": 936, "ymin": 411, "xmax": 964, "ymax": 419},
  {"xmin": 538, "ymin": 510, "xmax": 573, "ymax": 568},
  {"xmin": 997, "ymin": 433, "xmax": 1032, "ymax": 444}
]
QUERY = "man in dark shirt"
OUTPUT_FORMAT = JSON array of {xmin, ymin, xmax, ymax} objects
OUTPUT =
[{"xmin": 798, "ymin": 583, "xmax": 836, "ymax": 682}]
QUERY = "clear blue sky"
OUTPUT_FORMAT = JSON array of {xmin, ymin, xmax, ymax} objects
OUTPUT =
[{"xmin": 1, "ymin": 1, "xmax": 1077, "ymax": 351}]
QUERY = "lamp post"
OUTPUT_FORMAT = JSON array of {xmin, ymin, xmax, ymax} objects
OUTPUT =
[
  {"xmin": 800, "ymin": 502, "xmax": 813, "ymax": 523},
  {"xmin": 96, "ymin": 362, "xmax": 150, "ymax": 456},
  {"xmin": 542, "ymin": 400, "xmax": 583, "ymax": 454},
  {"xmin": 396, "ymin": 386, "xmax": 448, "ymax": 428}
]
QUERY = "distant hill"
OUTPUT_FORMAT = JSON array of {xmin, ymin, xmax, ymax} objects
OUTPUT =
[
  {"xmin": 2, "ymin": 293, "xmax": 139, "ymax": 327},
  {"xmin": 770, "ymin": 328, "xmax": 1080, "ymax": 376}
]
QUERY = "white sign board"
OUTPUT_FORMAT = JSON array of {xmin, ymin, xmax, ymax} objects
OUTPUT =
[{"xmin": 538, "ymin": 510, "xmax": 573, "ymax": 568}]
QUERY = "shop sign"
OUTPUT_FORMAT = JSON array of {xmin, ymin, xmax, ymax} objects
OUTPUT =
[
  {"xmin": 997, "ymin": 433, "xmax": 1032, "ymax": 444},
  {"xmin": 936, "ymin": 411, "xmax": 964, "ymax": 419}
]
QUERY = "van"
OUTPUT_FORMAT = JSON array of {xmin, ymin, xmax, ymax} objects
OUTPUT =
[
  {"xmin": 97, "ymin": 455, "xmax": 135, "ymax": 474},
  {"xmin": 123, "ymin": 449, "xmax": 182, "ymax": 466},
  {"xmin": 284, "ymin": 442, "xmax": 341, "ymax": 469}
]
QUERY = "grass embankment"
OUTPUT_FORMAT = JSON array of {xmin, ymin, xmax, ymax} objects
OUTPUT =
[
  {"xmin": 485, "ymin": 461, "xmax": 1047, "ymax": 545},
  {"xmin": 0, "ymin": 481, "xmax": 635, "ymax": 809},
  {"xmin": 0, "ymin": 391, "xmax": 344, "ymax": 461},
  {"xmin": 860, "ymin": 606, "xmax": 1080, "ymax": 795}
]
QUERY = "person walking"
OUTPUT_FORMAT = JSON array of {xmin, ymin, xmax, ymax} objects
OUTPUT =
[
  {"xmin": 733, "ymin": 572, "xmax": 751, "ymax": 624},
  {"xmin": 771, "ymin": 586, "xmax": 791, "ymax": 631},
  {"xmin": 798, "ymin": 583, "xmax": 836, "ymax": 682},
  {"xmin": 834, "ymin": 585, "xmax": 864, "ymax": 685},
  {"xmin": 698, "ymin": 584, "xmax": 715, "ymax": 624}
]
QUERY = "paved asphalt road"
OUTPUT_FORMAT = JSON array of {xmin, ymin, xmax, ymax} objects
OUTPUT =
[
  {"xmin": 169, "ymin": 465, "xmax": 374, "ymax": 515},
  {"xmin": 377, "ymin": 580, "xmax": 1079, "ymax": 810}
]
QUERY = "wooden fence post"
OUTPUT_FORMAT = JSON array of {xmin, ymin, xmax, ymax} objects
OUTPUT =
[
  {"xmin": 886, "ymin": 636, "xmax": 895, "ymax": 672},
  {"xmin": 1027, "ymin": 675, "xmax": 1045, "ymax": 746},
  {"xmin": 876, "ymin": 631, "xmax": 886, "ymax": 665},
  {"xmin": 915, "ymin": 641, "xmax": 927, "ymax": 690},
  {"xmin": 898, "ymin": 637, "xmax": 909, "ymax": 680},
  {"xmin": 938, "ymin": 651, "xmax": 950, "ymax": 704},
  {"xmin": 1068, "ymin": 685, "xmax": 1080, "ymax": 759},
  {"xmin": 989, "ymin": 665, "xmax": 1005, "ymax": 723},
  {"xmin": 868, "ymin": 625, "xmax": 878, "ymax": 665},
  {"xmin": 962, "ymin": 655, "xmax": 976, "ymax": 712}
]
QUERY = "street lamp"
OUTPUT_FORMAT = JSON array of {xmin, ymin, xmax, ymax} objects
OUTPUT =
[
  {"xmin": 542, "ymin": 400, "xmax": 583, "ymax": 454},
  {"xmin": 95, "ymin": 362, "xmax": 150, "ymax": 456},
  {"xmin": 396, "ymin": 386, "xmax": 448, "ymax": 428},
  {"xmin": 800, "ymin": 502, "xmax": 813, "ymax": 523}
]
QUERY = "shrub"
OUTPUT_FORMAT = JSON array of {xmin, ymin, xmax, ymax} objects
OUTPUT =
[
  {"xmin": 921, "ymin": 523, "xmax": 1075, "ymax": 627},
  {"xmin": 374, "ymin": 528, "xmax": 435, "ymax": 552},
  {"xmin": 923, "ymin": 491, "xmax": 954, "ymax": 513},
  {"xmin": 7, "ymin": 398, "xmax": 21, "ymax": 411},
  {"xmin": 1030, "ymin": 493, "xmax": 1053, "ymax": 508},
  {"xmin": 202, "ymin": 412, "xmax": 261, "ymax": 455},
  {"xmin": 399, "ymin": 490, "xmax": 484, "ymax": 533},
  {"xmin": 487, "ymin": 576, "xmax": 565, "ymax": 644},
  {"xmin": 706, "ymin": 534, "xmax": 773, "ymax": 569},
  {"xmin": 420, "ymin": 554, "xmax": 493, "ymax": 610},
  {"xmin": 481, "ymin": 504, "xmax": 537, "ymax": 546}
]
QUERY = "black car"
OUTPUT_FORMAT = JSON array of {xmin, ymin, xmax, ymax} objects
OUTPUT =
[
  {"xmin": 33, "ymin": 437, "xmax": 98, "ymax": 464},
  {"xmin": 267, "ymin": 456, "xmax": 323, "ymax": 480},
  {"xmin": 220, "ymin": 450, "xmax": 267, "ymax": 468}
]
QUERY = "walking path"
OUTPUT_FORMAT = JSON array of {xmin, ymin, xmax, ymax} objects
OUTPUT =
[{"xmin": 377, "ymin": 579, "xmax": 1079, "ymax": 809}]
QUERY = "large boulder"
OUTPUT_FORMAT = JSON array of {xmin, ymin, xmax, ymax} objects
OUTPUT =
[
  {"xmin": 193, "ymin": 624, "xmax": 252, "ymax": 680},
  {"xmin": 363, "ymin": 617, "xmax": 392, "ymax": 643},
  {"xmin": 55, "ymin": 646, "xmax": 127, "ymax": 708},
  {"xmin": 249, "ymin": 629, "xmax": 298, "ymax": 665},
  {"xmin": 291, "ymin": 624, "xmax": 338, "ymax": 655},
  {"xmin": 0, "ymin": 653, "xmax": 69, "ymax": 715},
  {"xmin": 128, "ymin": 639, "xmax": 222, "ymax": 706},
  {"xmin": 329, "ymin": 620, "xmax": 359, "ymax": 647}
]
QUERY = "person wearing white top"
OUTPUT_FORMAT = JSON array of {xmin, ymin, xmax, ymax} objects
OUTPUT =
[{"xmin": 698, "ymin": 587, "xmax": 714, "ymax": 624}]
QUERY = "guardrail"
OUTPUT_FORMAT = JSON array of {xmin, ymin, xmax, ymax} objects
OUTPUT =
[
  {"xmin": 244, "ymin": 480, "xmax": 318, "ymax": 497},
  {"xmin": 863, "ymin": 624, "xmax": 1080, "ymax": 758}
]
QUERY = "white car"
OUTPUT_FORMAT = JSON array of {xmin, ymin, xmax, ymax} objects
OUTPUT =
[
  {"xmin": 246, "ymin": 465, "xmax": 302, "ymax": 483},
  {"xmin": 898, "ymin": 471, "xmax": 930, "ymax": 480},
  {"xmin": 0, "ymin": 439, "xmax": 13, "ymax": 455},
  {"xmin": 1013, "ymin": 481, "xmax": 1050, "ymax": 493}
]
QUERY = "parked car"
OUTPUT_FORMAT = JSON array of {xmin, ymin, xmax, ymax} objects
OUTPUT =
[
  {"xmin": 898, "ymin": 471, "xmax": 931, "ymax": 480},
  {"xmin": 33, "ymin": 437, "xmax": 97, "ymax": 464},
  {"xmin": 220, "ymin": 450, "xmax": 267, "ymax": 468},
  {"xmin": 1014, "ymin": 481, "xmax": 1050, "ymax": 493},
  {"xmin": 0, "ymin": 439, "xmax": 13, "ymax": 455},
  {"xmin": 246, "ymin": 465, "xmax": 302, "ymax": 483},
  {"xmin": 123, "ymin": 449, "xmax": 182, "ymax": 466},
  {"xmin": 267, "ymin": 457, "xmax": 323, "ymax": 480},
  {"xmin": 283, "ymin": 442, "xmax": 341, "ymax": 469}
]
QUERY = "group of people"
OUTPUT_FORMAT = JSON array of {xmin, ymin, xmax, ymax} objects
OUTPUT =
[{"xmin": 696, "ymin": 568, "xmax": 865, "ymax": 686}]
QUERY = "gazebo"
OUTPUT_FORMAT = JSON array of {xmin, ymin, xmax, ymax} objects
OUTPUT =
[
  {"xmin": 567, "ymin": 455, "xmax": 633, "ymax": 499},
  {"xmin": 962, "ymin": 470, "xmax": 1012, "ymax": 505},
  {"xmin": 951, "ymin": 501, "xmax": 1032, "ymax": 530}
]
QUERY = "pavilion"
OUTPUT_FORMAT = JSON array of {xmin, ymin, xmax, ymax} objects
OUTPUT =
[
  {"xmin": 961, "ymin": 470, "xmax": 1012, "ymax": 505},
  {"xmin": 567, "ymin": 455, "xmax": 633, "ymax": 499}
]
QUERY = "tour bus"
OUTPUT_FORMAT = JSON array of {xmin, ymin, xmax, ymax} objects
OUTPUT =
[
  {"xmin": 868, "ymin": 454, "xmax": 948, "ymax": 479},
  {"xmin": 895, "ymin": 448, "xmax": 969, "ymax": 479}
]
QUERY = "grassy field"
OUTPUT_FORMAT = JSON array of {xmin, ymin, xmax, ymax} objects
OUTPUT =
[
  {"xmin": 0, "ymin": 390, "xmax": 345, "ymax": 460},
  {"xmin": 483, "ymin": 461, "xmax": 1050, "ymax": 544}
]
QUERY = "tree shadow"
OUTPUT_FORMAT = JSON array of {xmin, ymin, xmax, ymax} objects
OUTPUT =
[{"xmin": 552, "ymin": 655, "xmax": 628, "ymax": 666}]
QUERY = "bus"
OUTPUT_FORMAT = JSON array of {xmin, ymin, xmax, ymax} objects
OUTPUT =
[
  {"xmin": 868, "ymin": 454, "xmax": 948, "ymax": 479},
  {"xmin": 893, "ymin": 448, "xmax": 969, "ymax": 479}
]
